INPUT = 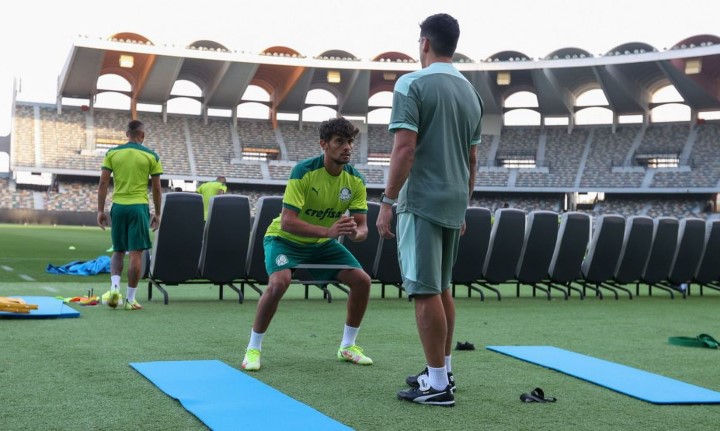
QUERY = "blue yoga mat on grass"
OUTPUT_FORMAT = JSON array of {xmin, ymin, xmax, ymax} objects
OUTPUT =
[
  {"xmin": 130, "ymin": 360, "xmax": 352, "ymax": 431},
  {"xmin": 487, "ymin": 346, "xmax": 720, "ymax": 404},
  {"xmin": 0, "ymin": 296, "xmax": 79, "ymax": 319}
]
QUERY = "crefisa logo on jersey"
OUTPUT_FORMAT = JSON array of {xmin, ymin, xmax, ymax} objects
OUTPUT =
[
  {"xmin": 276, "ymin": 254, "xmax": 289, "ymax": 266},
  {"xmin": 339, "ymin": 187, "xmax": 352, "ymax": 201}
]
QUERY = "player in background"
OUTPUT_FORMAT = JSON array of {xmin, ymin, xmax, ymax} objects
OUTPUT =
[
  {"xmin": 97, "ymin": 119, "xmax": 163, "ymax": 311},
  {"xmin": 197, "ymin": 176, "xmax": 227, "ymax": 221}
]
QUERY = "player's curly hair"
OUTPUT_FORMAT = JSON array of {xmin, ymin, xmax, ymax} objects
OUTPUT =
[{"xmin": 319, "ymin": 117, "xmax": 359, "ymax": 142}]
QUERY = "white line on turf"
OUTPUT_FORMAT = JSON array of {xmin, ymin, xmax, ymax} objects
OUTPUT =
[
  {"xmin": 1, "ymin": 266, "xmax": 13, "ymax": 272},
  {"xmin": 19, "ymin": 274, "xmax": 36, "ymax": 281},
  {"xmin": 39, "ymin": 285, "xmax": 59, "ymax": 292}
]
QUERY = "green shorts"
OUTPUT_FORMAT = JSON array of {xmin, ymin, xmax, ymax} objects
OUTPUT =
[
  {"xmin": 263, "ymin": 236, "xmax": 361, "ymax": 280},
  {"xmin": 396, "ymin": 212, "xmax": 461, "ymax": 296},
  {"xmin": 110, "ymin": 203, "xmax": 152, "ymax": 252}
]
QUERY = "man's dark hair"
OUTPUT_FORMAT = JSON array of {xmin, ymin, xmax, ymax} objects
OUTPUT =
[
  {"xmin": 216, "ymin": 176, "xmax": 226, "ymax": 184},
  {"xmin": 319, "ymin": 117, "xmax": 359, "ymax": 142},
  {"xmin": 419, "ymin": 13, "xmax": 460, "ymax": 58},
  {"xmin": 127, "ymin": 120, "xmax": 145, "ymax": 139}
]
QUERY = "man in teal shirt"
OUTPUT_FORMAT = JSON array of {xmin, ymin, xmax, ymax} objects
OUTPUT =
[
  {"xmin": 197, "ymin": 176, "xmax": 227, "ymax": 220},
  {"xmin": 377, "ymin": 13, "xmax": 483, "ymax": 407}
]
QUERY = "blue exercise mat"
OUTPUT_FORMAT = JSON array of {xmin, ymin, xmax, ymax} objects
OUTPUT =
[
  {"xmin": 487, "ymin": 346, "xmax": 720, "ymax": 404},
  {"xmin": 0, "ymin": 296, "xmax": 79, "ymax": 319},
  {"xmin": 130, "ymin": 360, "xmax": 353, "ymax": 431}
]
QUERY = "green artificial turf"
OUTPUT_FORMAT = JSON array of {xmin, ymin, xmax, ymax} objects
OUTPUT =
[{"xmin": 1, "ymin": 224, "xmax": 720, "ymax": 430}]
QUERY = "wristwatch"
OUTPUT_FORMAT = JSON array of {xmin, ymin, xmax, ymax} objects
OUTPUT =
[{"xmin": 380, "ymin": 192, "xmax": 396, "ymax": 206}]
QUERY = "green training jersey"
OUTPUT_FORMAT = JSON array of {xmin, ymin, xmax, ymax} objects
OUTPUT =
[
  {"xmin": 389, "ymin": 62, "xmax": 483, "ymax": 228},
  {"xmin": 101, "ymin": 142, "xmax": 163, "ymax": 205},
  {"xmin": 197, "ymin": 181, "xmax": 228, "ymax": 219},
  {"xmin": 265, "ymin": 156, "xmax": 368, "ymax": 245}
]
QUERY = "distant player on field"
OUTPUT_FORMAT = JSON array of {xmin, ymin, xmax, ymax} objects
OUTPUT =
[
  {"xmin": 196, "ymin": 176, "xmax": 227, "ymax": 220},
  {"xmin": 97, "ymin": 119, "xmax": 163, "ymax": 311},
  {"xmin": 242, "ymin": 117, "xmax": 373, "ymax": 371}
]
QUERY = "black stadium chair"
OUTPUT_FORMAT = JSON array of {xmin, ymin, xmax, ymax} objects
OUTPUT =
[
  {"xmin": 479, "ymin": 208, "xmax": 527, "ymax": 300},
  {"xmin": 540, "ymin": 212, "xmax": 591, "ymax": 300},
  {"xmin": 607, "ymin": 215, "xmax": 654, "ymax": 297},
  {"xmin": 661, "ymin": 217, "xmax": 706, "ymax": 298},
  {"xmin": 579, "ymin": 214, "xmax": 627, "ymax": 299},
  {"xmin": 640, "ymin": 217, "xmax": 679, "ymax": 298},
  {"xmin": 245, "ymin": 196, "xmax": 283, "ymax": 293},
  {"xmin": 451, "ymin": 207, "xmax": 492, "ymax": 300},
  {"xmin": 147, "ymin": 192, "xmax": 205, "ymax": 304},
  {"xmin": 198, "ymin": 194, "xmax": 252, "ymax": 303},
  {"xmin": 515, "ymin": 210, "xmax": 559, "ymax": 299},
  {"xmin": 693, "ymin": 219, "xmax": 720, "ymax": 295}
]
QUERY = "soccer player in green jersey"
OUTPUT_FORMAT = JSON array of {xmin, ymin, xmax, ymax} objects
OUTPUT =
[
  {"xmin": 242, "ymin": 117, "xmax": 373, "ymax": 371},
  {"xmin": 197, "ymin": 176, "xmax": 227, "ymax": 220},
  {"xmin": 97, "ymin": 120, "xmax": 163, "ymax": 311},
  {"xmin": 377, "ymin": 13, "xmax": 483, "ymax": 406}
]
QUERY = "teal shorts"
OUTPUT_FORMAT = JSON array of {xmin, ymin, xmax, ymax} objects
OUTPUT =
[
  {"xmin": 263, "ymin": 236, "xmax": 361, "ymax": 280},
  {"xmin": 110, "ymin": 203, "xmax": 152, "ymax": 252},
  {"xmin": 396, "ymin": 212, "xmax": 461, "ymax": 296}
]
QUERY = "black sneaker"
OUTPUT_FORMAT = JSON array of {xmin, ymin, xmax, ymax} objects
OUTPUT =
[
  {"xmin": 405, "ymin": 366, "xmax": 456, "ymax": 392},
  {"xmin": 397, "ymin": 377, "xmax": 455, "ymax": 407}
]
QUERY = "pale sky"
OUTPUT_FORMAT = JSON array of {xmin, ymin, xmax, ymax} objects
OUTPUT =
[{"xmin": 1, "ymin": 0, "xmax": 718, "ymax": 135}]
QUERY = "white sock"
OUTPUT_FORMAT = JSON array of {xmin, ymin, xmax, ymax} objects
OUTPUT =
[
  {"xmin": 428, "ymin": 365, "xmax": 449, "ymax": 391},
  {"xmin": 248, "ymin": 330, "xmax": 264, "ymax": 351},
  {"xmin": 126, "ymin": 287, "xmax": 137, "ymax": 302},
  {"xmin": 340, "ymin": 324, "xmax": 359, "ymax": 348},
  {"xmin": 445, "ymin": 355, "xmax": 452, "ymax": 373},
  {"xmin": 111, "ymin": 275, "xmax": 121, "ymax": 289}
]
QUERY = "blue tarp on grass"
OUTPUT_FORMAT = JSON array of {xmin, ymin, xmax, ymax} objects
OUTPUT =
[{"xmin": 46, "ymin": 255, "xmax": 110, "ymax": 276}]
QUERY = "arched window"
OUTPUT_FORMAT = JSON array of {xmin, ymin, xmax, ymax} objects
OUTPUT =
[
  {"xmin": 167, "ymin": 97, "xmax": 201, "ymax": 115},
  {"xmin": 170, "ymin": 80, "xmax": 202, "ymax": 97},
  {"xmin": 504, "ymin": 91, "xmax": 538, "ymax": 108},
  {"xmin": 368, "ymin": 108, "xmax": 391, "ymax": 124},
  {"xmin": 651, "ymin": 85, "xmax": 683, "ymax": 103},
  {"xmin": 305, "ymin": 89, "xmax": 337, "ymax": 105},
  {"xmin": 136, "ymin": 103, "xmax": 162, "ymax": 113},
  {"xmin": 237, "ymin": 102, "xmax": 270, "ymax": 120},
  {"xmin": 95, "ymin": 92, "xmax": 131, "ymax": 110},
  {"xmin": 576, "ymin": 107, "xmax": 613, "ymax": 125},
  {"xmin": 504, "ymin": 108, "xmax": 541, "ymax": 126},
  {"xmin": 576, "ymin": 88, "xmax": 609, "ymax": 107},
  {"xmin": 369, "ymin": 91, "xmax": 393, "ymax": 107},
  {"xmin": 302, "ymin": 106, "xmax": 337, "ymax": 121},
  {"xmin": 97, "ymin": 74, "xmax": 131, "ymax": 92},
  {"xmin": 651, "ymin": 103, "xmax": 691, "ymax": 123},
  {"xmin": 242, "ymin": 85, "xmax": 271, "ymax": 102}
]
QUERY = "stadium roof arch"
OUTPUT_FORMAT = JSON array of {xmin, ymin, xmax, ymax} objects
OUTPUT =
[
  {"xmin": 57, "ymin": 33, "xmax": 720, "ymax": 129},
  {"xmin": 452, "ymin": 52, "xmax": 473, "ymax": 63}
]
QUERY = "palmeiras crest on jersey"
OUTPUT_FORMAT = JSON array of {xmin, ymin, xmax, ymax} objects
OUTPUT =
[
  {"xmin": 276, "ymin": 254, "xmax": 289, "ymax": 266},
  {"xmin": 339, "ymin": 187, "xmax": 352, "ymax": 202}
]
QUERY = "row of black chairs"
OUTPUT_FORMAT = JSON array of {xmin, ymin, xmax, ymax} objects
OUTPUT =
[
  {"xmin": 144, "ymin": 193, "xmax": 402, "ymax": 304},
  {"xmin": 144, "ymin": 192, "xmax": 720, "ymax": 304},
  {"xmin": 457, "ymin": 208, "xmax": 720, "ymax": 300}
]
